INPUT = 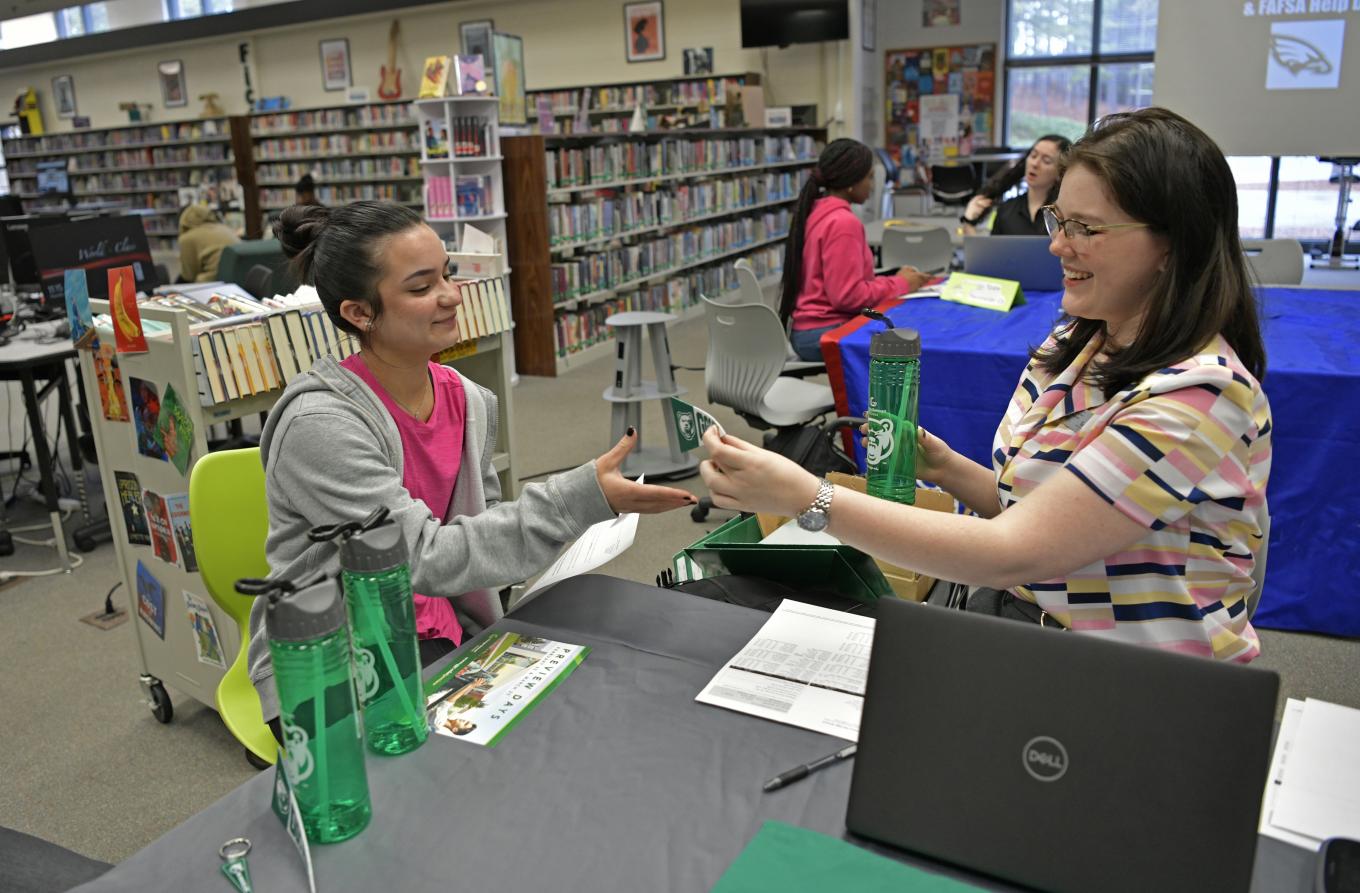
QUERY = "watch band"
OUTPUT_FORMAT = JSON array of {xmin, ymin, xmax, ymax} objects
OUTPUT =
[{"xmin": 808, "ymin": 479, "xmax": 834, "ymax": 516}]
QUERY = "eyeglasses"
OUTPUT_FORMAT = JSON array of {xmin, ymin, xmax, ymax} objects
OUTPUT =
[{"xmin": 1040, "ymin": 205, "xmax": 1152, "ymax": 242}]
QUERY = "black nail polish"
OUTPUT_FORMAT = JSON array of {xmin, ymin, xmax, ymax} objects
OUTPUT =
[{"xmin": 626, "ymin": 426, "xmax": 636, "ymax": 436}]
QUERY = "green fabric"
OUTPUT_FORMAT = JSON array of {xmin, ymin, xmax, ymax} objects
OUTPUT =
[{"xmin": 711, "ymin": 822, "xmax": 984, "ymax": 893}]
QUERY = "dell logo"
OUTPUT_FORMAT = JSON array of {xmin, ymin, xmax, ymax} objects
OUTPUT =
[{"xmin": 1022, "ymin": 736, "xmax": 1069, "ymax": 782}]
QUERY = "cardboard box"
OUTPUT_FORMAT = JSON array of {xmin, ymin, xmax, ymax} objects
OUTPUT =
[{"xmin": 755, "ymin": 472, "xmax": 954, "ymax": 602}]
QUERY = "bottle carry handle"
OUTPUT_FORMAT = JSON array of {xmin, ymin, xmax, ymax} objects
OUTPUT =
[
  {"xmin": 861, "ymin": 309, "xmax": 894, "ymax": 329},
  {"xmin": 307, "ymin": 507, "xmax": 391, "ymax": 544},
  {"xmin": 234, "ymin": 570, "xmax": 330, "ymax": 598}
]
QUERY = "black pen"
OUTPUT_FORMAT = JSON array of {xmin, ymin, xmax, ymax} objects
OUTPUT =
[{"xmin": 763, "ymin": 744, "xmax": 857, "ymax": 792}]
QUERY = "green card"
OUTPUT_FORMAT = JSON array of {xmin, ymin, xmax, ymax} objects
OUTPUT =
[
  {"xmin": 712, "ymin": 821, "xmax": 987, "ymax": 892},
  {"xmin": 940, "ymin": 271, "xmax": 1027, "ymax": 312},
  {"xmin": 156, "ymin": 383, "xmax": 195, "ymax": 477},
  {"xmin": 669, "ymin": 396, "xmax": 724, "ymax": 452}
]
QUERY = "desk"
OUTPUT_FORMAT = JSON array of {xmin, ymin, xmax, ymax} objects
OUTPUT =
[
  {"xmin": 821, "ymin": 286, "xmax": 1360, "ymax": 638},
  {"xmin": 71, "ymin": 576, "xmax": 1311, "ymax": 892},
  {"xmin": 0, "ymin": 326, "xmax": 83, "ymax": 568}
]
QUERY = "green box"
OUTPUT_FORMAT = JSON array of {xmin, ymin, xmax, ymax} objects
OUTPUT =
[{"xmin": 673, "ymin": 514, "xmax": 894, "ymax": 603}]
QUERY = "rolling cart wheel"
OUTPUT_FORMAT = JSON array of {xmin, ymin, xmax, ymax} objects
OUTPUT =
[
  {"xmin": 245, "ymin": 748, "xmax": 271, "ymax": 771},
  {"xmin": 690, "ymin": 501, "xmax": 710, "ymax": 522},
  {"xmin": 149, "ymin": 682, "xmax": 173, "ymax": 724},
  {"xmin": 74, "ymin": 532, "xmax": 96, "ymax": 553}
]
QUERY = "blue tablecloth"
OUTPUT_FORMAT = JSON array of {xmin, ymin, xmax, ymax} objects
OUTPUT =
[{"xmin": 828, "ymin": 287, "xmax": 1360, "ymax": 637}]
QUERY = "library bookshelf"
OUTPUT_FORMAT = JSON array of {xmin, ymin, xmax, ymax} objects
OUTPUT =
[{"xmin": 526, "ymin": 72, "xmax": 758, "ymax": 135}]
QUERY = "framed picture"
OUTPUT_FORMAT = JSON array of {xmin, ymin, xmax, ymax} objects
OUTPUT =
[
  {"xmin": 861, "ymin": 0, "xmax": 876, "ymax": 51},
  {"xmin": 624, "ymin": 1, "xmax": 665, "ymax": 63},
  {"xmin": 461, "ymin": 20, "xmax": 495, "ymax": 92},
  {"xmin": 52, "ymin": 75, "xmax": 76, "ymax": 118},
  {"xmin": 492, "ymin": 32, "xmax": 526, "ymax": 125},
  {"xmin": 682, "ymin": 47, "xmax": 713, "ymax": 75},
  {"xmin": 158, "ymin": 60, "xmax": 187, "ymax": 108},
  {"xmin": 319, "ymin": 38, "xmax": 352, "ymax": 92}
]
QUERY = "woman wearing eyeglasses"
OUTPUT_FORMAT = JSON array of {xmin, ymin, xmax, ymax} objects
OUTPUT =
[
  {"xmin": 960, "ymin": 134, "xmax": 1071, "ymax": 236},
  {"xmin": 700, "ymin": 107, "xmax": 1270, "ymax": 662}
]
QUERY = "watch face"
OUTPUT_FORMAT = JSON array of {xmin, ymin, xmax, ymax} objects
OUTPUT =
[{"xmin": 797, "ymin": 509, "xmax": 828, "ymax": 532}]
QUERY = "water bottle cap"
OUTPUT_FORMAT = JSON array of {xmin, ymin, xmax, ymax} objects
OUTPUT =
[
  {"xmin": 338, "ymin": 521, "xmax": 409, "ymax": 573},
  {"xmin": 265, "ymin": 576, "xmax": 348, "ymax": 642},
  {"xmin": 870, "ymin": 326, "xmax": 921, "ymax": 359}
]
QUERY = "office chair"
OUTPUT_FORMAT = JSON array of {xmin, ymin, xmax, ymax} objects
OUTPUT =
[
  {"xmin": 732, "ymin": 259, "xmax": 824, "ymax": 378},
  {"xmin": 243, "ymin": 264, "xmax": 273, "ymax": 299},
  {"xmin": 929, "ymin": 163, "xmax": 978, "ymax": 212},
  {"xmin": 189, "ymin": 448, "xmax": 278, "ymax": 769},
  {"xmin": 1246, "ymin": 509, "xmax": 1270, "ymax": 621},
  {"xmin": 881, "ymin": 224, "xmax": 954, "ymax": 274},
  {"xmin": 1241, "ymin": 238, "xmax": 1305, "ymax": 285}
]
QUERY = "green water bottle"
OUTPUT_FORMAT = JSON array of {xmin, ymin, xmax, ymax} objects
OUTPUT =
[
  {"xmin": 261, "ymin": 574, "xmax": 372, "ymax": 843},
  {"xmin": 865, "ymin": 323, "xmax": 921, "ymax": 504},
  {"xmin": 318, "ymin": 509, "xmax": 427, "ymax": 756}
]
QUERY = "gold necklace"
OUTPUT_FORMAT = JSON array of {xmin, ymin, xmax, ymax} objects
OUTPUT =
[{"xmin": 389, "ymin": 383, "xmax": 432, "ymax": 420}]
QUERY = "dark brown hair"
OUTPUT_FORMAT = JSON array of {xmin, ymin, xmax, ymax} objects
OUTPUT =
[
  {"xmin": 977, "ymin": 133, "xmax": 1071, "ymax": 203},
  {"xmin": 1033, "ymin": 107, "xmax": 1266, "ymax": 396},
  {"xmin": 274, "ymin": 200, "xmax": 424, "ymax": 342},
  {"xmin": 777, "ymin": 138, "xmax": 874, "ymax": 326}
]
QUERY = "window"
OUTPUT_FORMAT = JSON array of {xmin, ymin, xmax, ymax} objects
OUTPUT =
[
  {"xmin": 167, "ymin": 0, "xmax": 232, "ymax": 19},
  {"xmin": 1004, "ymin": 0, "xmax": 1157, "ymax": 147},
  {"xmin": 1227, "ymin": 157, "xmax": 1273, "ymax": 240},
  {"xmin": 0, "ymin": 12, "xmax": 59, "ymax": 49},
  {"xmin": 1274, "ymin": 157, "xmax": 1354, "ymax": 243}
]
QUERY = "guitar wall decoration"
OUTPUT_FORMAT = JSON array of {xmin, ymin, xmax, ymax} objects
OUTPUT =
[{"xmin": 379, "ymin": 21, "xmax": 403, "ymax": 100}]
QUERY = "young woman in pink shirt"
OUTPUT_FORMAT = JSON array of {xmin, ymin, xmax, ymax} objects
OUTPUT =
[{"xmin": 778, "ymin": 139, "xmax": 932, "ymax": 361}]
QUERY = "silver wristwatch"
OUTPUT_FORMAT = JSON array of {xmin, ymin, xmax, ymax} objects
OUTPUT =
[{"xmin": 796, "ymin": 479, "xmax": 835, "ymax": 532}]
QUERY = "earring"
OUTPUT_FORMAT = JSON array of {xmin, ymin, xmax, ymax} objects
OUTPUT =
[{"xmin": 366, "ymin": 318, "xmax": 374, "ymax": 334}]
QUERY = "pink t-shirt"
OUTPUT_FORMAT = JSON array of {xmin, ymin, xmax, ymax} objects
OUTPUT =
[
  {"xmin": 342, "ymin": 354, "xmax": 466, "ymax": 645},
  {"xmin": 790, "ymin": 196, "xmax": 910, "ymax": 331}
]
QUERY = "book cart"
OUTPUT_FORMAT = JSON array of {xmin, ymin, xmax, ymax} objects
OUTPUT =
[{"xmin": 77, "ymin": 293, "xmax": 517, "ymax": 727}]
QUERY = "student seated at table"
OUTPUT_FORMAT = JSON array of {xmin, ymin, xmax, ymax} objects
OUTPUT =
[
  {"xmin": 702, "ymin": 108, "xmax": 1269, "ymax": 662},
  {"xmin": 959, "ymin": 134, "xmax": 1071, "ymax": 237},
  {"xmin": 247, "ymin": 201, "xmax": 695, "ymax": 722},
  {"xmin": 177, "ymin": 203, "xmax": 239, "ymax": 283},
  {"xmin": 780, "ymin": 138, "xmax": 932, "ymax": 362}
]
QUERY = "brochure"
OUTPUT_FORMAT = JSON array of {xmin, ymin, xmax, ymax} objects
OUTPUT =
[{"xmin": 424, "ymin": 631, "xmax": 588, "ymax": 747}]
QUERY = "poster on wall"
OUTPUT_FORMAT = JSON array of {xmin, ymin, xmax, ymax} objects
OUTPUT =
[
  {"xmin": 923, "ymin": 0, "xmax": 960, "ymax": 27},
  {"xmin": 918, "ymin": 93, "xmax": 960, "ymax": 161},
  {"xmin": 884, "ymin": 42, "xmax": 994, "ymax": 166},
  {"xmin": 624, "ymin": 1, "xmax": 666, "ymax": 63},
  {"xmin": 492, "ymin": 32, "xmax": 526, "ymax": 124}
]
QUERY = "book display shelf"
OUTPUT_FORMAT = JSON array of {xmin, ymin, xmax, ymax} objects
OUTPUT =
[
  {"xmin": 502, "ymin": 125, "xmax": 824, "ymax": 376},
  {"xmin": 527, "ymin": 72, "xmax": 758, "ymax": 135},
  {"xmin": 2, "ymin": 119, "xmax": 237, "ymax": 253}
]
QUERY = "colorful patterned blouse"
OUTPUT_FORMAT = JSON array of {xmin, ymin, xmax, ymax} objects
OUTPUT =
[{"xmin": 993, "ymin": 327, "xmax": 1272, "ymax": 661}]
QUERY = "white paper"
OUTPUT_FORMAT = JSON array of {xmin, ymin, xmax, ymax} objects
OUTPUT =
[
  {"xmin": 695, "ymin": 600, "xmax": 874, "ymax": 742},
  {"xmin": 760, "ymin": 518, "xmax": 841, "ymax": 547},
  {"xmin": 1258, "ymin": 698, "xmax": 1322, "ymax": 850},
  {"xmin": 1270, "ymin": 697, "xmax": 1360, "ymax": 841},
  {"xmin": 460, "ymin": 224, "xmax": 497, "ymax": 255},
  {"xmin": 522, "ymin": 481, "xmax": 643, "ymax": 600}
]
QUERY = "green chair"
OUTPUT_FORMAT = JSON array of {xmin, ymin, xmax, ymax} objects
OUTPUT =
[{"xmin": 189, "ymin": 447, "xmax": 277, "ymax": 768}]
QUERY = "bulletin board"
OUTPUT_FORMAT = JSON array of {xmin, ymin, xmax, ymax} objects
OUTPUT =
[{"xmin": 884, "ymin": 43, "xmax": 996, "ymax": 165}]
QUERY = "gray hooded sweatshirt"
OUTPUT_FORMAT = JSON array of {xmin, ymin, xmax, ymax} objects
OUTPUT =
[{"xmin": 248, "ymin": 355, "xmax": 615, "ymax": 719}]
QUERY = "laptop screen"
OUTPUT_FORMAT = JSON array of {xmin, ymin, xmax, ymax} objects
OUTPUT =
[{"xmin": 963, "ymin": 235, "xmax": 1064, "ymax": 291}]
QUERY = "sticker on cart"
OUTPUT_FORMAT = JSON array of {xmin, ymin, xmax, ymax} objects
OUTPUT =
[
  {"xmin": 143, "ymin": 489, "xmax": 177, "ymax": 566},
  {"xmin": 129, "ymin": 377, "xmax": 166, "ymax": 461},
  {"xmin": 93, "ymin": 342, "xmax": 129, "ymax": 422},
  {"xmin": 157, "ymin": 384, "xmax": 194, "ymax": 477},
  {"xmin": 115, "ymin": 471, "xmax": 150, "ymax": 546},
  {"xmin": 184, "ymin": 592, "xmax": 226, "ymax": 670},
  {"xmin": 135, "ymin": 561, "xmax": 166, "ymax": 640},
  {"xmin": 165, "ymin": 493, "xmax": 197, "ymax": 572}
]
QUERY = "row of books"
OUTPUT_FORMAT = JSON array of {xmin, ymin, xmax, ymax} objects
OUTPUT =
[
  {"xmin": 3, "ymin": 120, "xmax": 227, "ymax": 155},
  {"xmin": 423, "ymin": 117, "xmax": 492, "ymax": 159},
  {"xmin": 65, "ymin": 168, "xmax": 230, "ymax": 193},
  {"xmin": 532, "ymin": 78, "xmax": 743, "ymax": 115},
  {"xmin": 250, "ymin": 106, "xmax": 416, "ymax": 135},
  {"xmin": 548, "ymin": 169, "xmax": 809, "ymax": 247},
  {"xmin": 550, "ymin": 210, "xmax": 791, "ymax": 302},
  {"xmin": 62, "ymin": 146, "xmax": 233, "ymax": 172},
  {"xmin": 256, "ymin": 156, "xmax": 421, "ymax": 184},
  {"xmin": 258, "ymin": 183, "xmax": 421, "ymax": 208},
  {"xmin": 552, "ymin": 248, "xmax": 781, "ymax": 356},
  {"xmin": 544, "ymin": 135, "xmax": 817, "ymax": 188},
  {"xmin": 425, "ymin": 174, "xmax": 495, "ymax": 219},
  {"xmin": 253, "ymin": 131, "xmax": 417, "ymax": 160}
]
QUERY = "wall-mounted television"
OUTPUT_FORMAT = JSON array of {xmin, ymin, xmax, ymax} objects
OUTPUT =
[{"xmin": 740, "ymin": 0, "xmax": 849, "ymax": 49}]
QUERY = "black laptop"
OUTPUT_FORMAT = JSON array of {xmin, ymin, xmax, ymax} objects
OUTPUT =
[
  {"xmin": 847, "ymin": 599, "xmax": 1279, "ymax": 893},
  {"xmin": 963, "ymin": 235, "xmax": 1065, "ymax": 291}
]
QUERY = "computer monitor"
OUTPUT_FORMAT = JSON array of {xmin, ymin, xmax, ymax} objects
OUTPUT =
[
  {"xmin": 2, "ymin": 213, "xmax": 69, "ymax": 289},
  {"xmin": 35, "ymin": 160, "xmax": 71, "ymax": 195},
  {"xmin": 28, "ymin": 214, "xmax": 156, "ymax": 305}
]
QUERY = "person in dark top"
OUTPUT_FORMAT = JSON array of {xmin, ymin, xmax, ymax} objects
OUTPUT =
[
  {"xmin": 295, "ymin": 173, "xmax": 321, "ymax": 206},
  {"xmin": 960, "ymin": 134, "xmax": 1071, "ymax": 236}
]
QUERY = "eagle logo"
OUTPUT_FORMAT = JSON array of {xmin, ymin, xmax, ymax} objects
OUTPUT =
[{"xmin": 1270, "ymin": 33, "xmax": 1333, "ymax": 76}]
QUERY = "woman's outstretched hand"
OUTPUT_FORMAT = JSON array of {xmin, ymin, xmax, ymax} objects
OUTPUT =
[
  {"xmin": 699, "ymin": 428, "xmax": 820, "ymax": 518},
  {"xmin": 595, "ymin": 429, "xmax": 698, "ymax": 514}
]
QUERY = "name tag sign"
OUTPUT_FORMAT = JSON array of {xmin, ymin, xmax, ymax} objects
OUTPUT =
[{"xmin": 941, "ymin": 272, "xmax": 1026, "ymax": 313}]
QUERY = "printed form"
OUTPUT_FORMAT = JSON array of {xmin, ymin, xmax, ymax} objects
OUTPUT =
[{"xmin": 695, "ymin": 600, "xmax": 874, "ymax": 742}]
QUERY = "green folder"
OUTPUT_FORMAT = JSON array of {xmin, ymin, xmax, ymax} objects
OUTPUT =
[{"xmin": 711, "ymin": 821, "xmax": 985, "ymax": 892}]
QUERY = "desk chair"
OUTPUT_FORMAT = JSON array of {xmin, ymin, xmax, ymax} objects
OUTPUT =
[
  {"xmin": 732, "ymin": 259, "xmax": 824, "ymax": 378},
  {"xmin": 242, "ymin": 264, "xmax": 274, "ymax": 299},
  {"xmin": 929, "ymin": 163, "xmax": 978, "ymax": 213},
  {"xmin": 189, "ymin": 447, "xmax": 277, "ymax": 769},
  {"xmin": 881, "ymin": 224, "xmax": 954, "ymax": 274},
  {"xmin": 1242, "ymin": 238, "xmax": 1304, "ymax": 285}
]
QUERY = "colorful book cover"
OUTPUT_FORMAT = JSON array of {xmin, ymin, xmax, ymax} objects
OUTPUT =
[
  {"xmin": 165, "ymin": 493, "xmax": 197, "ymax": 572},
  {"xmin": 424, "ymin": 120, "xmax": 449, "ymax": 159},
  {"xmin": 108, "ymin": 265, "xmax": 147, "ymax": 354},
  {"xmin": 128, "ymin": 377, "xmax": 166, "ymax": 460},
  {"xmin": 454, "ymin": 55, "xmax": 486, "ymax": 95},
  {"xmin": 419, "ymin": 55, "xmax": 450, "ymax": 98},
  {"xmin": 184, "ymin": 591, "xmax": 226, "ymax": 669},
  {"xmin": 424, "ymin": 631, "xmax": 589, "ymax": 747},
  {"xmin": 63, "ymin": 268, "xmax": 96, "ymax": 349},
  {"xmin": 135, "ymin": 560, "xmax": 166, "ymax": 640},
  {"xmin": 93, "ymin": 341, "xmax": 129, "ymax": 421},
  {"xmin": 143, "ymin": 489, "xmax": 177, "ymax": 566},
  {"xmin": 115, "ymin": 470, "xmax": 151, "ymax": 545},
  {"xmin": 156, "ymin": 383, "xmax": 194, "ymax": 476}
]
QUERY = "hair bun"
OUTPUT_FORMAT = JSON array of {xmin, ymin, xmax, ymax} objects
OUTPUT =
[{"xmin": 274, "ymin": 204, "xmax": 332, "ymax": 260}]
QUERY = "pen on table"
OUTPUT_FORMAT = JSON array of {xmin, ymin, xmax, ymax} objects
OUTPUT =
[{"xmin": 763, "ymin": 744, "xmax": 857, "ymax": 792}]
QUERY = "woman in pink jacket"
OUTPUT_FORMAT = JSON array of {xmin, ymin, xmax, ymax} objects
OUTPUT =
[{"xmin": 778, "ymin": 139, "xmax": 931, "ymax": 361}]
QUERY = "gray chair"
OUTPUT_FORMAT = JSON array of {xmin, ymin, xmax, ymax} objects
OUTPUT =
[
  {"xmin": 243, "ymin": 264, "xmax": 274, "ymax": 299},
  {"xmin": 1246, "ymin": 509, "xmax": 1271, "ymax": 621},
  {"xmin": 881, "ymin": 225, "xmax": 953, "ymax": 274},
  {"xmin": 732, "ymin": 259, "xmax": 825, "ymax": 378},
  {"xmin": 1241, "ymin": 239, "xmax": 1304, "ymax": 285},
  {"xmin": 702, "ymin": 294, "xmax": 835, "ymax": 429}
]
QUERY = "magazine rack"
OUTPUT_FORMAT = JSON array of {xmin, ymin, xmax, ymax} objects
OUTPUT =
[{"xmin": 77, "ymin": 298, "xmax": 517, "ymax": 728}]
